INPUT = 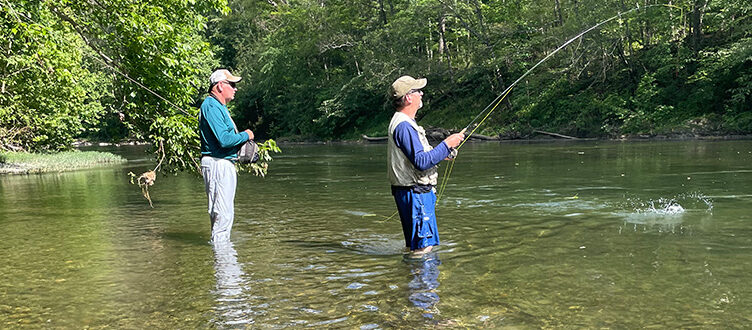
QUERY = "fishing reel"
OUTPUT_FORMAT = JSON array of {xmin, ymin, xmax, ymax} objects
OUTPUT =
[{"xmin": 447, "ymin": 148, "xmax": 458, "ymax": 160}]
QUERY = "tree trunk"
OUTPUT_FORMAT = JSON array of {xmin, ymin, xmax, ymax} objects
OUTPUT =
[
  {"xmin": 668, "ymin": 0, "xmax": 677, "ymax": 41},
  {"xmin": 442, "ymin": 0, "xmax": 491, "ymax": 50},
  {"xmin": 470, "ymin": 0, "xmax": 491, "ymax": 41},
  {"xmin": 601, "ymin": 44, "xmax": 608, "ymax": 83},
  {"xmin": 428, "ymin": 18, "xmax": 433, "ymax": 60},
  {"xmin": 2, "ymin": 39, "xmax": 10, "ymax": 94},
  {"xmin": 438, "ymin": 15, "xmax": 446, "ymax": 62},
  {"xmin": 619, "ymin": 0, "xmax": 633, "ymax": 56},
  {"xmin": 378, "ymin": 0, "xmax": 387, "ymax": 25},
  {"xmin": 554, "ymin": 0, "xmax": 563, "ymax": 26},
  {"xmin": 495, "ymin": 66, "xmax": 511, "ymax": 109},
  {"xmin": 572, "ymin": 0, "xmax": 579, "ymax": 17},
  {"xmin": 691, "ymin": 0, "xmax": 709, "ymax": 51},
  {"xmin": 619, "ymin": 0, "xmax": 636, "ymax": 83}
]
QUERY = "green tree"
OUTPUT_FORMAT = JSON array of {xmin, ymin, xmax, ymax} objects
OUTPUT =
[
  {"xmin": 1, "ymin": 0, "xmax": 229, "ymax": 172},
  {"xmin": 1, "ymin": 0, "xmax": 107, "ymax": 151}
]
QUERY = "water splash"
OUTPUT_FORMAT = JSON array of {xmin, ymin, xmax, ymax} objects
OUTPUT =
[
  {"xmin": 618, "ymin": 192, "xmax": 713, "ymax": 232},
  {"xmin": 630, "ymin": 197, "xmax": 686, "ymax": 216},
  {"xmin": 627, "ymin": 192, "xmax": 713, "ymax": 217}
]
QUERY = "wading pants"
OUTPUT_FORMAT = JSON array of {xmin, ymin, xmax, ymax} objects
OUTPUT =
[
  {"xmin": 201, "ymin": 156, "xmax": 237, "ymax": 244},
  {"xmin": 393, "ymin": 188, "xmax": 440, "ymax": 250}
]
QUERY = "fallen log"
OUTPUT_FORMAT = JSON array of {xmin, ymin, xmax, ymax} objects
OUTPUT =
[
  {"xmin": 362, "ymin": 135, "xmax": 387, "ymax": 142},
  {"xmin": 533, "ymin": 130, "xmax": 579, "ymax": 140},
  {"xmin": 363, "ymin": 133, "xmax": 500, "ymax": 142}
]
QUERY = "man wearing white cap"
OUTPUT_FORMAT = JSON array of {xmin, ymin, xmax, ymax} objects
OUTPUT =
[
  {"xmin": 199, "ymin": 69, "xmax": 254, "ymax": 244},
  {"xmin": 387, "ymin": 75, "xmax": 465, "ymax": 257}
]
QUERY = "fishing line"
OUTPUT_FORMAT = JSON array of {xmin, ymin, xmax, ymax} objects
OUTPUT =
[
  {"xmin": 435, "ymin": 3, "xmax": 682, "ymax": 203},
  {"xmin": 89, "ymin": 56, "xmax": 194, "ymax": 117},
  {"xmin": 436, "ymin": 85, "xmax": 514, "ymax": 202},
  {"xmin": 40, "ymin": 2, "xmax": 196, "ymax": 117},
  {"xmin": 462, "ymin": 4, "xmax": 682, "ymax": 134},
  {"xmin": 378, "ymin": 210, "xmax": 400, "ymax": 223}
]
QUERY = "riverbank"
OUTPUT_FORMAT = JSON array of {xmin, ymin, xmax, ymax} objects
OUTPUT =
[
  {"xmin": 0, "ymin": 151, "xmax": 126, "ymax": 175},
  {"xmin": 72, "ymin": 140, "xmax": 150, "ymax": 147},
  {"xmin": 352, "ymin": 129, "xmax": 752, "ymax": 144}
]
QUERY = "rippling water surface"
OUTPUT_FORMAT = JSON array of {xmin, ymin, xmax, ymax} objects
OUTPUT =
[{"xmin": 2, "ymin": 140, "xmax": 752, "ymax": 328}]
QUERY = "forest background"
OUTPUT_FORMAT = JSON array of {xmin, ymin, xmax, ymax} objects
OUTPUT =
[{"xmin": 1, "ymin": 0, "xmax": 750, "ymax": 171}]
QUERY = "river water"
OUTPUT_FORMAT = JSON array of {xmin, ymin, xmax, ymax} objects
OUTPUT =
[{"xmin": 1, "ymin": 140, "xmax": 751, "ymax": 328}]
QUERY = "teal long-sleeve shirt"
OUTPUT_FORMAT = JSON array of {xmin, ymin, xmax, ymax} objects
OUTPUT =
[{"xmin": 199, "ymin": 96, "xmax": 249, "ymax": 160}]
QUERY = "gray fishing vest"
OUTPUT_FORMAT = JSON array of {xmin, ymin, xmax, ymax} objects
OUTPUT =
[{"xmin": 387, "ymin": 111, "xmax": 438, "ymax": 186}]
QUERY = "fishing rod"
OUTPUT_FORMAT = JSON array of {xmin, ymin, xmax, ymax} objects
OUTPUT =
[
  {"xmin": 436, "ymin": 3, "xmax": 683, "ymax": 201},
  {"xmin": 460, "ymin": 3, "xmax": 682, "ymax": 142}
]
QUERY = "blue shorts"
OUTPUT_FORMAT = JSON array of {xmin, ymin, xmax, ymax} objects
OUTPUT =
[{"xmin": 393, "ymin": 188, "xmax": 440, "ymax": 250}]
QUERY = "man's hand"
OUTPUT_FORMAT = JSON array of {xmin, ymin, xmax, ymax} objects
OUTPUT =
[
  {"xmin": 244, "ymin": 129, "xmax": 254, "ymax": 140},
  {"xmin": 443, "ymin": 131, "xmax": 465, "ymax": 148}
]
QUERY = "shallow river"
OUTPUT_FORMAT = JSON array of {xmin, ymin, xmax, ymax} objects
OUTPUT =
[{"xmin": 2, "ymin": 140, "xmax": 752, "ymax": 328}]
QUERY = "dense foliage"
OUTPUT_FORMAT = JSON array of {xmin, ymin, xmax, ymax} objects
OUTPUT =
[
  {"xmin": 212, "ymin": 0, "xmax": 751, "ymax": 139},
  {"xmin": 2, "ymin": 0, "xmax": 751, "ymax": 169},
  {"xmin": 1, "ymin": 0, "xmax": 225, "ymax": 170},
  {"xmin": 1, "ymin": 1, "xmax": 106, "ymax": 151}
]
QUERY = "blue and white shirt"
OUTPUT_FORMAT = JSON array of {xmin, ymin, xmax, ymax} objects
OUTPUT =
[{"xmin": 387, "ymin": 112, "xmax": 450, "ymax": 187}]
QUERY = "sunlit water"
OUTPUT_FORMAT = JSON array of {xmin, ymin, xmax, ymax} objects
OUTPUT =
[{"xmin": 2, "ymin": 140, "xmax": 752, "ymax": 328}]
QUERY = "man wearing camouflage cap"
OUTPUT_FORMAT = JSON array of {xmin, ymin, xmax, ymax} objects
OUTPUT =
[{"xmin": 387, "ymin": 75, "xmax": 465, "ymax": 257}]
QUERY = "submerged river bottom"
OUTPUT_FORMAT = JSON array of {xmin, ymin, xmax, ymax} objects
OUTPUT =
[{"xmin": 1, "ymin": 140, "xmax": 752, "ymax": 328}]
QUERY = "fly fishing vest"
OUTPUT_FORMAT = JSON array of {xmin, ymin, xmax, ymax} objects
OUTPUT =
[{"xmin": 387, "ymin": 111, "xmax": 439, "ymax": 187}]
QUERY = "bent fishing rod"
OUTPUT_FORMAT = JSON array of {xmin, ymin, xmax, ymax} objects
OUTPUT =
[
  {"xmin": 456, "ymin": 3, "xmax": 680, "ymax": 148},
  {"xmin": 436, "ymin": 3, "xmax": 682, "ymax": 200}
]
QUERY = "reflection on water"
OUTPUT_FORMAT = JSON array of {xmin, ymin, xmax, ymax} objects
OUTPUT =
[
  {"xmin": 211, "ymin": 241, "xmax": 251, "ymax": 327},
  {"xmin": 3, "ymin": 141, "xmax": 752, "ymax": 328},
  {"xmin": 405, "ymin": 254, "xmax": 441, "ymax": 318}
]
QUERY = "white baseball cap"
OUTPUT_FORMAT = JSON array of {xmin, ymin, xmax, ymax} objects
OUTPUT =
[{"xmin": 209, "ymin": 69, "xmax": 242, "ymax": 84}]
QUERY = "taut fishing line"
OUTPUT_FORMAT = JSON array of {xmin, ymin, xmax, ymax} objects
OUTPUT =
[
  {"xmin": 434, "ymin": 4, "xmax": 682, "ymax": 202},
  {"xmin": 90, "ymin": 56, "xmax": 194, "ymax": 117},
  {"xmin": 365, "ymin": 4, "xmax": 682, "ymax": 221}
]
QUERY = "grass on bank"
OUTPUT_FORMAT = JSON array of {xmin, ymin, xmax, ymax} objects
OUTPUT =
[{"xmin": 0, "ymin": 151, "xmax": 126, "ymax": 175}]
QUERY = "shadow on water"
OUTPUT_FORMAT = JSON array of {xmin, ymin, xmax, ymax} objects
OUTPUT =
[
  {"xmin": 400, "ymin": 253, "xmax": 462, "ymax": 327},
  {"xmin": 160, "ymin": 231, "xmax": 208, "ymax": 246},
  {"xmin": 285, "ymin": 238, "xmax": 406, "ymax": 256},
  {"xmin": 282, "ymin": 239, "xmax": 355, "ymax": 254}
]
